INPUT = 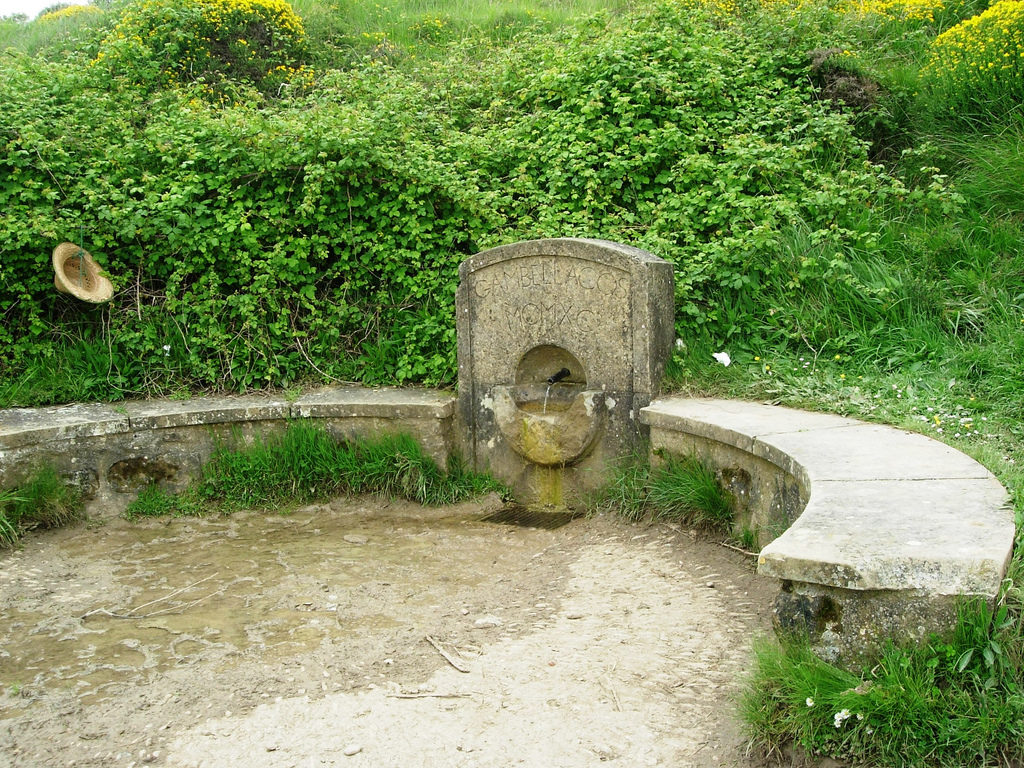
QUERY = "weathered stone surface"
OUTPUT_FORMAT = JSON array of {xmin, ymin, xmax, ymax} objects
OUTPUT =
[
  {"xmin": 756, "ymin": 423, "xmax": 992, "ymax": 483},
  {"xmin": 107, "ymin": 456, "xmax": 181, "ymax": 493},
  {"xmin": 457, "ymin": 238, "xmax": 674, "ymax": 505},
  {"xmin": 290, "ymin": 387, "xmax": 456, "ymax": 466},
  {"xmin": 640, "ymin": 396, "xmax": 1015, "ymax": 668},
  {"xmin": 641, "ymin": 397, "xmax": 854, "ymax": 437},
  {"xmin": 773, "ymin": 580, "xmax": 960, "ymax": 668},
  {"xmin": 292, "ymin": 386, "xmax": 455, "ymax": 419},
  {"xmin": 122, "ymin": 396, "xmax": 290, "ymax": 430},
  {"xmin": 491, "ymin": 384, "xmax": 605, "ymax": 467},
  {"xmin": 0, "ymin": 403, "xmax": 129, "ymax": 449},
  {"xmin": 758, "ymin": 477, "xmax": 1012, "ymax": 595}
]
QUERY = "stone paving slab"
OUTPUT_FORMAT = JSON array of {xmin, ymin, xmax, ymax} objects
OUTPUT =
[
  {"xmin": 758, "ymin": 477, "xmax": 1014, "ymax": 594},
  {"xmin": 641, "ymin": 398, "xmax": 854, "ymax": 446},
  {"xmin": 756, "ymin": 423, "xmax": 993, "ymax": 483},
  {"xmin": 122, "ymin": 396, "xmax": 291, "ymax": 430},
  {"xmin": 291, "ymin": 387, "xmax": 455, "ymax": 419},
  {"xmin": 640, "ymin": 397, "xmax": 1014, "ymax": 596},
  {"xmin": 0, "ymin": 403, "xmax": 130, "ymax": 449}
]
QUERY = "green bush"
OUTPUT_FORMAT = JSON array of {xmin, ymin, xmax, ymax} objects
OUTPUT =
[
  {"xmin": 0, "ymin": 0, "xmax": 967, "ymax": 404},
  {"xmin": 93, "ymin": 0, "xmax": 312, "ymax": 97},
  {"xmin": 0, "ymin": 52, "xmax": 494, "ymax": 398}
]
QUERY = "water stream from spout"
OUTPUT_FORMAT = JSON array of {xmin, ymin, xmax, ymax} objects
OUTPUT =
[{"xmin": 543, "ymin": 383, "xmax": 552, "ymax": 414}]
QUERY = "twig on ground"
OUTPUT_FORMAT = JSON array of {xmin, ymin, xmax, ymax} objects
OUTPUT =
[
  {"xmin": 81, "ymin": 573, "xmax": 220, "ymax": 620},
  {"xmin": 601, "ymin": 676, "xmax": 622, "ymax": 712},
  {"xmin": 717, "ymin": 541, "xmax": 759, "ymax": 558}
]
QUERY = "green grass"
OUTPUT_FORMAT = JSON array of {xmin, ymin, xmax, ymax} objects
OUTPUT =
[
  {"xmin": 0, "ymin": 490, "xmax": 25, "ymax": 548},
  {"xmin": 0, "ymin": 466, "xmax": 84, "ymax": 547},
  {"xmin": 0, "ymin": 3, "xmax": 111, "ymax": 54},
  {"xmin": 742, "ymin": 600, "xmax": 1024, "ymax": 766},
  {"xmin": 290, "ymin": 0, "xmax": 632, "ymax": 64},
  {"xmin": 122, "ymin": 423, "xmax": 506, "ymax": 519},
  {"xmin": 647, "ymin": 454, "xmax": 735, "ymax": 529},
  {"xmin": 595, "ymin": 452, "xmax": 735, "ymax": 533}
]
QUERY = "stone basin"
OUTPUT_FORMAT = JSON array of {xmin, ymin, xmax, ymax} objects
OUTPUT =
[{"xmin": 491, "ymin": 384, "xmax": 605, "ymax": 467}]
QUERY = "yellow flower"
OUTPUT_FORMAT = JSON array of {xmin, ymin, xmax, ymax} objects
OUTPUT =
[
  {"xmin": 839, "ymin": 0, "xmax": 943, "ymax": 22},
  {"xmin": 37, "ymin": 4, "xmax": 102, "ymax": 22},
  {"xmin": 926, "ymin": 0, "xmax": 1024, "ymax": 104}
]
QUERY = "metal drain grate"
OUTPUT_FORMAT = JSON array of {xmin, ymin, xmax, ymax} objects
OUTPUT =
[{"xmin": 480, "ymin": 505, "xmax": 580, "ymax": 530}]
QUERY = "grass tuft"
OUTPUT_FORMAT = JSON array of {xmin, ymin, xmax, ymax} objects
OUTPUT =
[
  {"xmin": 123, "ymin": 423, "xmax": 505, "ymax": 519},
  {"xmin": 595, "ymin": 452, "xmax": 735, "ymax": 533},
  {"xmin": 0, "ymin": 466, "xmax": 84, "ymax": 547},
  {"xmin": 647, "ymin": 454, "xmax": 735, "ymax": 529}
]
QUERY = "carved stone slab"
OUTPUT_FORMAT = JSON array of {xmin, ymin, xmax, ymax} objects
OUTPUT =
[{"xmin": 457, "ymin": 238, "xmax": 674, "ymax": 505}]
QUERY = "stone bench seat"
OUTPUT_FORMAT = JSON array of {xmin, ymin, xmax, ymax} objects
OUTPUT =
[
  {"xmin": 640, "ymin": 397, "xmax": 1015, "ymax": 666},
  {"xmin": 0, "ymin": 387, "xmax": 457, "ymax": 513}
]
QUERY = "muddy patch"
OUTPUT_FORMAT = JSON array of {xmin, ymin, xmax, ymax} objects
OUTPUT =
[{"xmin": 0, "ymin": 496, "xmax": 775, "ymax": 767}]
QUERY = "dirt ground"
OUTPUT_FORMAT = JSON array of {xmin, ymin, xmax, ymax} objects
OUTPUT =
[{"xmin": 0, "ymin": 494, "xmax": 779, "ymax": 768}]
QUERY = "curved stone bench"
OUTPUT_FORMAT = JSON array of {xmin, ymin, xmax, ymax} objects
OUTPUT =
[
  {"xmin": 4, "ymin": 389, "xmax": 1015, "ymax": 668},
  {"xmin": 0, "ymin": 387, "xmax": 457, "ymax": 514},
  {"xmin": 640, "ymin": 397, "xmax": 1015, "ymax": 667}
]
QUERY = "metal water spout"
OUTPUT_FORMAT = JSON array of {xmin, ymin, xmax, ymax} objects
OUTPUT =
[{"xmin": 546, "ymin": 368, "xmax": 571, "ymax": 385}]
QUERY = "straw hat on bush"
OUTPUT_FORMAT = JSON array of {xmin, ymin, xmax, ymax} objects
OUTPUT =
[{"xmin": 52, "ymin": 242, "xmax": 113, "ymax": 303}]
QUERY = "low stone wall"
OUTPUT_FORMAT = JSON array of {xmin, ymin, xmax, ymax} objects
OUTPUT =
[
  {"xmin": 0, "ymin": 387, "xmax": 456, "ymax": 517},
  {"xmin": 641, "ymin": 397, "xmax": 1016, "ymax": 668},
  {"xmin": 4, "ymin": 388, "xmax": 1017, "ymax": 669}
]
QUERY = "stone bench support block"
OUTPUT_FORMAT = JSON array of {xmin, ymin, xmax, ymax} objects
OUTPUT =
[
  {"xmin": 640, "ymin": 397, "xmax": 1015, "ymax": 667},
  {"xmin": 1, "ymin": 387, "xmax": 457, "ymax": 516}
]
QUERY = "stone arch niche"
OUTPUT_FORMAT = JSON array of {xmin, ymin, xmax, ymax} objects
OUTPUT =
[{"xmin": 456, "ymin": 238, "xmax": 674, "ymax": 507}]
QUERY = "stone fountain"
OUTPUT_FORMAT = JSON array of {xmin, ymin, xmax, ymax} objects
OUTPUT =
[{"xmin": 456, "ymin": 238, "xmax": 674, "ymax": 507}]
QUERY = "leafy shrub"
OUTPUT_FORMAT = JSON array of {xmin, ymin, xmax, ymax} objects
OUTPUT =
[
  {"xmin": 837, "ymin": 0, "xmax": 946, "ymax": 23},
  {"xmin": 478, "ymin": 5, "xmax": 940, "ymax": 343},
  {"xmin": 0, "ymin": 51, "xmax": 493, "ymax": 397},
  {"xmin": 0, "ymin": 1, "xmax": 963, "ymax": 402},
  {"xmin": 925, "ymin": 0, "xmax": 1024, "ymax": 115},
  {"xmin": 94, "ymin": 0, "xmax": 312, "ymax": 96}
]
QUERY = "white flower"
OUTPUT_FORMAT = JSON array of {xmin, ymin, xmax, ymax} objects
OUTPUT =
[
  {"xmin": 712, "ymin": 351, "xmax": 731, "ymax": 367},
  {"xmin": 162, "ymin": 344, "xmax": 171, "ymax": 356},
  {"xmin": 834, "ymin": 708, "xmax": 852, "ymax": 728},
  {"xmin": 805, "ymin": 697, "xmax": 815, "ymax": 707},
  {"xmin": 675, "ymin": 338, "xmax": 685, "ymax": 350}
]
